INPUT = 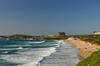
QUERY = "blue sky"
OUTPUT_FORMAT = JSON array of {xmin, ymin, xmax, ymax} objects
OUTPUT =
[{"xmin": 0, "ymin": 0, "xmax": 100, "ymax": 35}]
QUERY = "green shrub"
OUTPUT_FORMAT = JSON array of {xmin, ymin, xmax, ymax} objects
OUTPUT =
[
  {"xmin": 77, "ymin": 50, "xmax": 100, "ymax": 66},
  {"xmin": 43, "ymin": 36, "xmax": 69, "ymax": 40},
  {"xmin": 72, "ymin": 35, "xmax": 100, "ymax": 45}
]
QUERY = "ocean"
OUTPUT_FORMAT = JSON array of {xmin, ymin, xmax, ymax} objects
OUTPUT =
[{"xmin": 0, "ymin": 39, "xmax": 81, "ymax": 66}]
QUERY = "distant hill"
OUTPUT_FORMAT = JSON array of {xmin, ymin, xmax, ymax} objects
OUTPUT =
[{"xmin": 8, "ymin": 34, "xmax": 33, "ymax": 39}]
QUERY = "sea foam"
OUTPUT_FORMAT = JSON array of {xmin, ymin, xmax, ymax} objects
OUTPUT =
[
  {"xmin": 29, "ymin": 41, "xmax": 45, "ymax": 44},
  {"xmin": 0, "ymin": 40, "xmax": 60, "ymax": 66}
]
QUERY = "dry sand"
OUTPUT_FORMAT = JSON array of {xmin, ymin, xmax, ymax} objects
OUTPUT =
[{"xmin": 66, "ymin": 37, "xmax": 100, "ymax": 59}]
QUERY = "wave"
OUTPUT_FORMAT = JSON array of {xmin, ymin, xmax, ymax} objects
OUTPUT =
[
  {"xmin": 0, "ymin": 40, "xmax": 62, "ymax": 66},
  {"xmin": 17, "ymin": 47, "xmax": 23, "ymax": 50},
  {"xmin": 3, "ymin": 51, "xmax": 8, "ymax": 54},
  {"xmin": 40, "ymin": 40, "xmax": 81, "ymax": 66},
  {"xmin": 0, "ymin": 48, "xmax": 19, "ymax": 51},
  {"xmin": 3, "ymin": 45, "xmax": 32, "ymax": 47},
  {"xmin": 0, "ymin": 47, "xmax": 24, "ymax": 51},
  {"xmin": 0, "ymin": 47, "xmax": 57, "ymax": 66},
  {"xmin": 29, "ymin": 41, "xmax": 45, "ymax": 44}
]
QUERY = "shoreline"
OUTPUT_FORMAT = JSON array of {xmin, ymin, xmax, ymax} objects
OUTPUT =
[
  {"xmin": 66, "ymin": 38, "xmax": 100, "ymax": 59},
  {"xmin": 40, "ymin": 40, "xmax": 81, "ymax": 66}
]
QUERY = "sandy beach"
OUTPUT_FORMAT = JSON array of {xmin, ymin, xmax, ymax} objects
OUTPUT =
[
  {"xmin": 40, "ymin": 40, "xmax": 82, "ymax": 66},
  {"xmin": 67, "ymin": 37, "xmax": 100, "ymax": 59}
]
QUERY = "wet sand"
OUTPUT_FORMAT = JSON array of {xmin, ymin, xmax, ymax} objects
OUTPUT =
[{"xmin": 40, "ymin": 41, "xmax": 82, "ymax": 66}]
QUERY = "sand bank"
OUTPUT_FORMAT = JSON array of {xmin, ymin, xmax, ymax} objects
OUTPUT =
[{"xmin": 67, "ymin": 37, "xmax": 100, "ymax": 59}]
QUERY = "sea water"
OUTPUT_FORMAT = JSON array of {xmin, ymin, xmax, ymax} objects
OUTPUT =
[
  {"xmin": 40, "ymin": 40, "xmax": 82, "ymax": 66},
  {"xmin": 0, "ymin": 39, "xmax": 81, "ymax": 66}
]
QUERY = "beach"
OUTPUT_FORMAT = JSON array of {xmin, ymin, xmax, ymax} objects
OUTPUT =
[
  {"xmin": 0, "ymin": 39, "xmax": 82, "ymax": 66},
  {"xmin": 40, "ymin": 40, "xmax": 82, "ymax": 66},
  {"xmin": 0, "ymin": 40, "xmax": 60, "ymax": 66},
  {"xmin": 67, "ymin": 38, "xmax": 100, "ymax": 59}
]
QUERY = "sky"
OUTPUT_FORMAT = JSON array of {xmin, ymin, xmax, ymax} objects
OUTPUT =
[{"xmin": 0, "ymin": 0, "xmax": 100, "ymax": 35}]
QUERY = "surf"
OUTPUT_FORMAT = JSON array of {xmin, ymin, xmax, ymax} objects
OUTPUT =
[
  {"xmin": 29, "ymin": 41, "xmax": 45, "ymax": 44},
  {"xmin": 0, "ymin": 40, "xmax": 60, "ymax": 66}
]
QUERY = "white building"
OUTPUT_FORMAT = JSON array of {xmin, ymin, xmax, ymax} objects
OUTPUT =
[{"xmin": 93, "ymin": 31, "xmax": 100, "ymax": 35}]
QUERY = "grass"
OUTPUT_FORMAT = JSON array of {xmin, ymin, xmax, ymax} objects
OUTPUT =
[
  {"xmin": 43, "ymin": 36, "xmax": 70, "ymax": 40},
  {"xmin": 72, "ymin": 35, "xmax": 100, "ymax": 66},
  {"xmin": 72, "ymin": 35, "xmax": 100, "ymax": 45},
  {"xmin": 77, "ymin": 50, "xmax": 100, "ymax": 66},
  {"xmin": 8, "ymin": 34, "xmax": 33, "ymax": 38}
]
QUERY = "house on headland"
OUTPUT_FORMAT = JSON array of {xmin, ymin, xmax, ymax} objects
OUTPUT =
[
  {"xmin": 93, "ymin": 31, "xmax": 100, "ymax": 35},
  {"xmin": 57, "ymin": 32, "xmax": 66, "ymax": 36}
]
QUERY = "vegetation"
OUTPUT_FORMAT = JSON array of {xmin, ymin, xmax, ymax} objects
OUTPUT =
[
  {"xmin": 8, "ymin": 34, "xmax": 70, "ymax": 40},
  {"xmin": 71, "ymin": 34, "xmax": 100, "ymax": 66},
  {"xmin": 72, "ymin": 35, "xmax": 100, "ymax": 45},
  {"xmin": 77, "ymin": 50, "xmax": 100, "ymax": 66},
  {"xmin": 43, "ymin": 36, "xmax": 70, "ymax": 40},
  {"xmin": 8, "ymin": 34, "xmax": 33, "ymax": 39}
]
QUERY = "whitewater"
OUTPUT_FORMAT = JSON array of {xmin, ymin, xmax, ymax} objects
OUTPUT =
[
  {"xmin": 40, "ymin": 40, "xmax": 82, "ymax": 66},
  {"xmin": 0, "ymin": 39, "xmax": 81, "ymax": 66}
]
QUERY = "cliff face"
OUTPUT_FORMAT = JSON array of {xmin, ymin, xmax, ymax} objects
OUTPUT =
[{"xmin": 67, "ymin": 38, "xmax": 100, "ymax": 59}]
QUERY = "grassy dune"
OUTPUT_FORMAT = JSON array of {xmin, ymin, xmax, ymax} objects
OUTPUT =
[
  {"xmin": 72, "ymin": 35, "xmax": 100, "ymax": 66},
  {"xmin": 77, "ymin": 50, "xmax": 100, "ymax": 66},
  {"xmin": 72, "ymin": 35, "xmax": 100, "ymax": 45}
]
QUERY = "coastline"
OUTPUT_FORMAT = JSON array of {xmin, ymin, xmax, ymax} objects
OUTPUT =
[
  {"xmin": 66, "ymin": 38, "xmax": 100, "ymax": 59},
  {"xmin": 40, "ymin": 40, "xmax": 81, "ymax": 66}
]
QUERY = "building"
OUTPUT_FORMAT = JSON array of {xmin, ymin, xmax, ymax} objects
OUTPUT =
[
  {"xmin": 57, "ymin": 32, "xmax": 66, "ymax": 36},
  {"xmin": 93, "ymin": 31, "xmax": 100, "ymax": 35}
]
